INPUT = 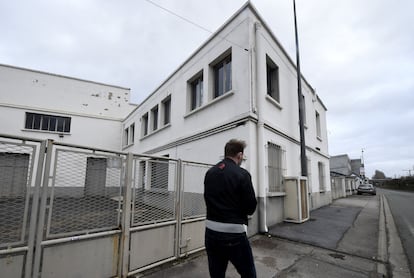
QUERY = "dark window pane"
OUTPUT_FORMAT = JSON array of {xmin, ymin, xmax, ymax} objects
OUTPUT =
[
  {"xmin": 225, "ymin": 61, "xmax": 232, "ymax": 92},
  {"xmin": 49, "ymin": 117, "xmax": 56, "ymax": 131},
  {"xmin": 25, "ymin": 113, "xmax": 34, "ymax": 129},
  {"xmin": 57, "ymin": 118, "xmax": 64, "ymax": 132},
  {"xmin": 64, "ymin": 118, "xmax": 71, "ymax": 132},
  {"xmin": 33, "ymin": 114, "xmax": 41, "ymax": 130},
  {"xmin": 41, "ymin": 116, "xmax": 50, "ymax": 130}
]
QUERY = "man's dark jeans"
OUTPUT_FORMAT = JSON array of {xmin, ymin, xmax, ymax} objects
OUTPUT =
[{"xmin": 205, "ymin": 228, "xmax": 256, "ymax": 278}]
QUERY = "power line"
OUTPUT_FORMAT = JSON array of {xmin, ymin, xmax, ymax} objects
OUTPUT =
[{"xmin": 142, "ymin": 0, "xmax": 249, "ymax": 51}]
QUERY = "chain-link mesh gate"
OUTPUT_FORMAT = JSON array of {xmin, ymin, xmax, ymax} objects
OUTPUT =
[
  {"xmin": 0, "ymin": 135, "xmax": 45, "ymax": 278},
  {"xmin": 32, "ymin": 140, "xmax": 126, "ymax": 278},
  {"xmin": 179, "ymin": 161, "xmax": 210, "ymax": 257},
  {"xmin": 0, "ymin": 134, "xmax": 213, "ymax": 277}
]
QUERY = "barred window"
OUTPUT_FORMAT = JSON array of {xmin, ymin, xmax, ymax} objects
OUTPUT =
[
  {"xmin": 25, "ymin": 112, "xmax": 71, "ymax": 133},
  {"xmin": 318, "ymin": 161, "xmax": 325, "ymax": 192},
  {"xmin": 267, "ymin": 143, "xmax": 285, "ymax": 192}
]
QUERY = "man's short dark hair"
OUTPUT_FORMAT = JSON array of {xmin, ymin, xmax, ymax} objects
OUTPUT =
[{"xmin": 225, "ymin": 139, "xmax": 246, "ymax": 157}]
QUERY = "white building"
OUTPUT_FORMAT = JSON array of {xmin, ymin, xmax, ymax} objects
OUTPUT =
[
  {"xmin": 0, "ymin": 3, "xmax": 330, "ymax": 234},
  {"xmin": 121, "ymin": 3, "xmax": 330, "ymax": 233},
  {"xmin": 0, "ymin": 64, "xmax": 137, "ymax": 150}
]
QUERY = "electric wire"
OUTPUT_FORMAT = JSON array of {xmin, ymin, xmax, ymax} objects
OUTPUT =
[{"xmin": 142, "ymin": 0, "xmax": 249, "ymax": 51}]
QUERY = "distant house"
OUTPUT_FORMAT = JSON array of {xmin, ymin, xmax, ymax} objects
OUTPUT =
[{"xmin": 0, "ymin": 3, "xmax": 330, "ymax": 233}]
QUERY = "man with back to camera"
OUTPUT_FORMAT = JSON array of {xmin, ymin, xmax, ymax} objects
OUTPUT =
[{"xmin": 204, "ymin": 139, "xmax": 257, "ymax": 278}]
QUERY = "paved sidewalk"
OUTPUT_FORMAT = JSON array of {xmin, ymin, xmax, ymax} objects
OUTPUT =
[{"xmin": 138, "ymin": 195, "xmax": 393, "ymax": 277}]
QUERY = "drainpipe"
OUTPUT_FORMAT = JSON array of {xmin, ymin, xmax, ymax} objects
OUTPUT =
[{"xmin": 251, "ymin": 21, "xmax": 268, "ymax": 233}]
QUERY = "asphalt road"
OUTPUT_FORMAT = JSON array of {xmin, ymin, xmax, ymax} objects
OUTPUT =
[{"xmin": 379, "ymin": 188, "xmax": 414, "ymax": 275}]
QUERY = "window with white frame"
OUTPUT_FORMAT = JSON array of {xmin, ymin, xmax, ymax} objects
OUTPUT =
[
  {"xmin": 162, "ymin": 96, "xmax": 171, "ymax": 126},
  {"xmin": 151, "ymin": 105, "xmax": 158, "ymax": 131},
  {"xmin": 142, "ymin": 113, "xmax": 149, "ymax": 136},
  {"xmin": 316, "ymin": 111, "xmax": 321, "ymax": 138},
  {"xmin": 213, "ymin": 53, "xmax": 232, "ymax": 98},
  {"xmin": 266, "ymin": 55, "xmax": 280, "ymax": 102},
  {"xmin": 123, "ymin": 123, "xmax": 135, "ymax": 146},
  {"xmin": 267, "ymin": 143, "xmax": 285, "ymax": 192},
  {"xmin": 189, "ymin": 72, "xmax": 203, "ymax": 111},
  {"xmin": 25, "ymin": 112, "xmax": 71, "ymax": 133},
  {"xmin": 318, "ymin": 161, "xmax": 325, "ymax": 192}
]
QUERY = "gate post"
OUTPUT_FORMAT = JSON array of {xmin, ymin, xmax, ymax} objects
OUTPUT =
[
  {"xmin": 174, "ymin": 159, "xmax": 183, "ymax": 258},
  {"xmin": 119, "ymin": 153, "xmax": 133, "ymax": 278},
  {"xmin": 25, "ymin": 139, "xmax": 47, "ymax": 278},
  {"xmin": 32, "ymin": 139, "xmax": 54, "ymax": 278}
]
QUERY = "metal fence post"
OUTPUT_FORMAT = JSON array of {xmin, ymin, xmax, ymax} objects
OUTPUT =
[
  {"xmin": 119, "ymin": 153, "xmax": 133, "ymax": 278},
  {"xmin": 32, "ymin": 139, "xmax": 54, "ymax": 277},
  {"xmin": 25, "ymin": 140, "xmax": 47, "ymax": 278},
  {"xmin": 174, "ymin": 159, "xmax": 183, "ymax": 258}
]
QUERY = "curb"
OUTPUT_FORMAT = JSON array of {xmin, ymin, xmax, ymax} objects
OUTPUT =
[
  {"xmin": 377, "ymin": 195, "xmax": 387, "ymax": 276},
  {"xmin": 382, "ymin": 194, "xmax": 411, "ymax": 277}
]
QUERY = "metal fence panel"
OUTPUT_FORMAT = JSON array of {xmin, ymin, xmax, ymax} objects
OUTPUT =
[
  {"xmin": 45, "ymin": 148, "xmax": 125, "ymax": 238},
  {"xmin": 131, "ymin": 157, "xmax": 178, "ymax": 226},
  {"xmin": 181, "ymin": 161, "xmax": 209, "ymax": 219}
]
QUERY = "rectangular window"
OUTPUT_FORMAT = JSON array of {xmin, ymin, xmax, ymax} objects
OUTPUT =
[
  {"xmin": 151, "ymin": 105, "xmax": 158, "ymax": 131},
  {"xmin": 123, "ymin": 123, "xmax": 135, "ymax": 146},
  {"xmin": 318, "ymin": 162, "xmax": 325, "ymax": 192},
  {"xmin": 123, "ymin": 128, "xmax": 129, "ymax": 146},
  {"xmin": 213, "ymin": 54, "xmax": 232, "ymax": 98},
  {"xmin": 130, "ymin": 123, "xmax": 135, "ymax": 144},
  {"xmin": 316, "ymin": 111, "xmax": 321, "ymax": 138},
  {"xmin": 25, "ymin": 112, "xmax": 71, "ymax": 133},
  {"xmin": 190, "ymin": 74, "xmax": 203, "ymax": 110},
  {"xmin": 162, "ymin": 96, "xmax": 171, "ymax": 125},
  {"xmin": 268, "ymin": 143, "xmax": 285, "ymax": 192},
  {"xmin": 142, "ymin": 113, "xmax": 149, "ymax": 136},
  {"xmin": 266, "ymin": 55, "xmax": 280, "ymax": 102}
]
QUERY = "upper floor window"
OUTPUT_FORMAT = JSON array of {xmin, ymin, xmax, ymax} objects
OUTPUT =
[
  {"xmin": 142, "ymin": 113, "xmax": 149, "ymax": 136},
  {"xmin": 162, "ymin": 96, "xmax": 171, "ymax": 126},
  {"xmin": 25, "ymin": 112, "xmax": 71, "ymax": 133},
  {"xmin": 213, "ymin": 54, "xmax": 232, "ymax": 98},
  {"xmin": 266, "ymin": 55, "xmax": 280, "ymax": 102},
  {"xmin": 302, "ymin": 94, "xmax": 307, "ymax": 125},
  {"xmin": 123, "ymin": 123, "xmax": 135, "ymax": 146},
  {"xmin": 189, "ymin": 72, "xmax": 203, "ymax": 111},
  {"xmin": 151, "ymin": 105, "xmax": 158, "ymax": 131},
  {"xmin": 315, "ymin": 111, "xmax": 321, "ymax": 138}
]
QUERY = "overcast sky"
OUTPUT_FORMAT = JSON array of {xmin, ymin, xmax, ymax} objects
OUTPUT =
[{"xmin": 1, "ymin": 0, "xmax": 413, "ymax": 178}]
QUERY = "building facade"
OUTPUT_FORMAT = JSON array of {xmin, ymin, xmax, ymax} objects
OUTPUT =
[
  {"xmin": 121, "ymin": 3, "xmax": 330, "ymax": 233},
  {"xmin": 0, "ymin": 3, "xmax": 330, "ymax": 234}
]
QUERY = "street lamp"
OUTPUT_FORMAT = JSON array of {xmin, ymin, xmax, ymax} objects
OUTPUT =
[{"xmin": 293, "ymin": 0, "xmax": 307, "ymax": 177}]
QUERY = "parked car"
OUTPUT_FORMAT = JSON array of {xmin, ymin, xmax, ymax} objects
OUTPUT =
[{"xmin": 357, "ymin": 184, "xmax": 376, "ymax": 195}]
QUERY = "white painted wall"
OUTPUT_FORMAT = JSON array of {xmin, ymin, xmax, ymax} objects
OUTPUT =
[{"xmin": 0, "ymin": 64, "xmax": 136, "ymax": 119}]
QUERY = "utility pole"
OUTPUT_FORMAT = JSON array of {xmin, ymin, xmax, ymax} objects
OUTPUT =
[{"xmin": 293, "ymin": 0, "xmax": 307, "ymax": 177}]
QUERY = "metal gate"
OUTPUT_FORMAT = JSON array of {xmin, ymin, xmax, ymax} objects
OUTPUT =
[{"xmin": 0, "ymin": 134, "xmax": 211, "ymax": 278}]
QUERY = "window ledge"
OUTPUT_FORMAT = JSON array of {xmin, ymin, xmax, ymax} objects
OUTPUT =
[
  {"xmin": 22, "ymin": 129, "xmax": 71, "ymax": 136},
  {"xmin": 267, "ymin": 192, "xmax": 286, "ymax": 197},
  {"xmin": 122, "ymin": 143, "xmax": 134, "ymax": 150},
  {"xmin": 266, "ymin": 95, "xmax": 282, "ymax": 110},
  {"xmin": 184, "ymin": 90, "xmax": 234, "ymax": 119},
  {"xmin": 140, "ymin": 123, "xmax": 171, "ymax": 141}
]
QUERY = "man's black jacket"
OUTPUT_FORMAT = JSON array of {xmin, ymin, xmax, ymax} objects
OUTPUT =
[{"xmin": 204, "ymin": 158, "xmax": 257, "ymax": 225}]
